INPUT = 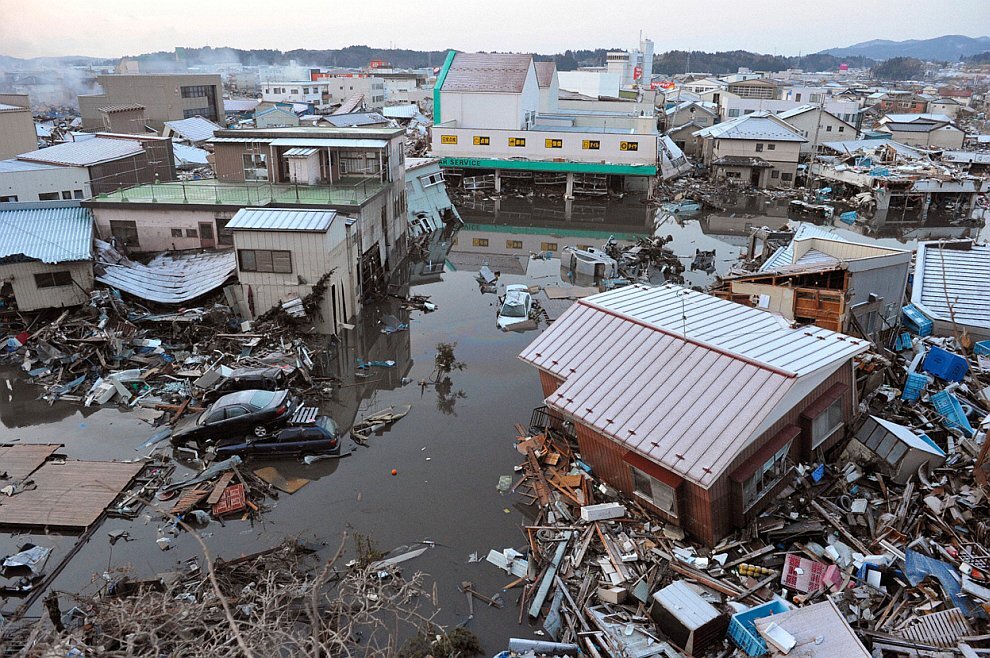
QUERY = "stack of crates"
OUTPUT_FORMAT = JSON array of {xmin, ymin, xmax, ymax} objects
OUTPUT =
[
  {"xmin": 902, "ymin": 373, "xmax": 928, "ymax": 401},
  {"xmin": 922, "ymin": 346, "xmax": 968, "ymax": 382},
  {"xmin": 894, "ymin": 333, "xmax": 913, "ymax": 351},
  {"xmin": 902, "ymin": 304, "xmax": 933, "ymax": 337},
  {"xmin": 728, "ymin": 600, "xmax": 790, "ymax": 656}
]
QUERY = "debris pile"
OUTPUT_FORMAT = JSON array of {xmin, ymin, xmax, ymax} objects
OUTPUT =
[{"xmin": 489, "ymin": 325, "xmax": 990, "ymax": 657}]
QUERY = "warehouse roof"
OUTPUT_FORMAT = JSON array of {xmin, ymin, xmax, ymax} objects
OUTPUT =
[
  {"xmin": 17, "ymin": 137, "xmax": 143, "ymax": 167},
  {"xmin": 442, "ymin": 52, "xmax": 533, "ymax": 94},
  {"xmin": 912, "ymin": 240, "xmax": 990, "ymax": 333},
  {"xmin": 519, "ymin": 285, "xmax": 868, "ymax": 487},
  {"xmin": 226, "ymin": 207, "xmax": 338, "ymax": 232},
  {"xmin": 0, "ymin": 203, "xmax": 93, "ymax": 264},
  {"xmin": 694, "ymin": 113, "xmax": 806, "ymax": 142}
]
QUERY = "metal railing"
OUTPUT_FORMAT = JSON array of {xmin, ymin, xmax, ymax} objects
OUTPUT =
[
  {"xmin": 98, "ymin": 177, "xmax": 387, "ymax": 207},
  {"xmin": 529, "ymin": 405, "xmax": 576, "ymax": 442}
]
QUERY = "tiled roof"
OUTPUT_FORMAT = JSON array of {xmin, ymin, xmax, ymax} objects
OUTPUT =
[
  {"xmin": 442, "ymin": 52, "xmax": 533, "ymax": 93},
  {"xmin": 0, "ymin": 204, "xmax": 93, "ymax": 263},
  {"xmin": 534, "ymin": 61, "xmax": 556, "ymax": 89}
]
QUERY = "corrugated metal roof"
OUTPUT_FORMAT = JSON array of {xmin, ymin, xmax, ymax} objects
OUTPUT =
[
  {"xmin": 694, "ymin": 113, "xmax": 806, "ymax": 142},
  {"xmin": 442, "ymin": 52, "xmax": 533, "ymax": 94},
  {"xmin": 96, "ymin": 246, "xmax": 236, "ymax": 305},
  {"xmin": 283, "ymin": 147, "xmax": 318, "ymax": 157},
  {"xmin": 534, "ymin": 61, "xmax": 556, "ymax": 89},
  {"xmin": 172, "ymin": 143, "xmax": 210, "ymax": 166},
  {"xmin": 574, "ymin": 285, "xmax": 869, "ymax": 376},
  {"xmin": 518, "ymin": 285, "xmax": 868, "ymax": 487},
  {"xmin": 268, "ymin": 137, "xmax": 387, "ymax": 148},
  {"xmin": 163, "ymin": 116, "xmax": 220, "ymax": 143},
  {"xmin": 226, "ymin": 207, "xmax": 337, "ymax": 232},
  {"xmin": 0, "ymin": 158, "xmax": 71, "ymax": 173},
  {"xmin": 913, "ymin": 240, "xmax": 990, "ymax": 332},
  {"xmin": 323, "ymin": 112, "xmax": 388, "ymax": 127},
  {"xmin": 0, "ymin": 204, "xmax": 93, "ymax": 263},
  {"xmin": 208, "ymin": 136, "xmax": 273, "ymax": 144},
  {"xmin": 17, "ymin": 138, "xmax": 143, "ymax": 167}
]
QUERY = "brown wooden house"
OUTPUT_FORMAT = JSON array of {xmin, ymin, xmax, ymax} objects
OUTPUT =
[{"xmin": 519, "ymin": 284, "xmax": 870, "ymax": 546}]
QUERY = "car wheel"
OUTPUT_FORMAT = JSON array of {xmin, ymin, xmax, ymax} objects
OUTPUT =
[{"xmin": 253, "ymin": 425, "xmax": 268, "ymax": 438}]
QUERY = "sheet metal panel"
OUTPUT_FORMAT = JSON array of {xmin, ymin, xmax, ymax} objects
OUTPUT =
[
  {"xmin": 0, "ymin": 205, "xmax": 93, "ymax": 263},
  {"xmin": 96, "ymin": 249, "xmax": 236, "ymax": 305},
  {"xmin": 914, "ymin": 241, "xmax": 990, "ymax": 331},
  {"xmin": 18, "ymin": 137, "xmax": 143, "ymax": 166},
  {"xmin": 226, "ymin": 207, "xmax": 337, "ymax": 232},
  {"xmin": 268, "ymin": 138, "xmax": 388, "ymax": 148}
]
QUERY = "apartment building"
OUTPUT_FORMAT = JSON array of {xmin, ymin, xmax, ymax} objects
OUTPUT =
[{"xmin": 79, "ymin": 74, "xmax": 223, "ymax": 131}]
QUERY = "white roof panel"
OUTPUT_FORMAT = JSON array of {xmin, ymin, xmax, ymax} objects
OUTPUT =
[
  {"xmin": 913, "ymin": 241, "xmax": 990, "ymax": 332},
  {"xmin": 163, "ymin": 116, "xmax": 220, "ymax": 143},
  {"xmin": 268, "ymin": 137, "xmax": 388, "ymax": 148},
  {"xmin": 0, "ymin": 204, "xmax": 93, "ymax": 263},
  {"xmin": 18, "ymin": 138, "xmax": 143, "ymax": 166},
  {"xmin": 226, "ymin": 207, "xmax": 337, "ymax": 232}
]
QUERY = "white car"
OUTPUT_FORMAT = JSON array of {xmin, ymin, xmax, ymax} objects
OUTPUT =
[{"xmin": 497, "ymin": 284, "xmax": 533, "ymax": 330}]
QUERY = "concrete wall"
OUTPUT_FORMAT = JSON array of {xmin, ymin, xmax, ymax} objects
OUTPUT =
[
  {"xmin": 0, "ymin": 259, "xmax": 92, "ymax": 311},
  {"xmin": 432, "ymin": 126, "xmax": 657, "ymax": 166},
  {"xmin": 91, "ymin": 205, "xmax": 224, "ymax": 252},
  {"xmin": 233, "ymin": 223, "xmax": 357, "ymax": 332},
  {"xmin": 0, "ymin": 108, "xmax": 38, "ymax": 159},
  {"xmin": 441, "ymin": 91, "xmax": 524, "ymax": 130},
  {"xmin": 0, "ymin": 165, "xmax": 90, "ymax": 202},
  {"xmin": 82, "ymin": 74, "xmax": 223, "ymax": 130},
  {"xmin": 887, "ymin": 126, "xmax": 965, "ymax": 149},
  {"xmin": 782, "ymin": 111, "xmax": 858, "ymax": 154}
]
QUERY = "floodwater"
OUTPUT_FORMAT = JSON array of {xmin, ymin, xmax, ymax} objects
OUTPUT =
[{"xmin": 1, "ymin": 188, "xmax": 984, "ymax": 651}]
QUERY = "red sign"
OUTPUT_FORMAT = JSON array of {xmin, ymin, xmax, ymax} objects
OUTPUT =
[{"xmin": 634, "ymin": 65, "xmax": 643, "ymax": 80}]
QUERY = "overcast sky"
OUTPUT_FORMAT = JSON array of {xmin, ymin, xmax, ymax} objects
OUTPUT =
[{"xmin": 1, "ymin": 0, "xmax": 987, "ymax": 59}]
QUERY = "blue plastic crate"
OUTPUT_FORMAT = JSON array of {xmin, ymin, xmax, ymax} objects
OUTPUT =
[
  {"xmin": 728, "ymin": 600, "xmax": 790, "ymax": 656},
  {"xmin": 902, "ymin": 372, "xmax": 928, "ymax": 401},
  {"xmin": 902, "ymin": 304, "xmax": 933, "ymax": 337},
  {"xmin": 931, "ymin": 390, "xmax": 975, "ymax": 437},
  {"xmin": 975, "ymin": 340, "xmax": 990, "ymax": 357},
  {"xmin": 922, "ymin": 347, "xmax": 968, "ymax": 382},
  {"xmin": 894, "ymin": 333, "xmax": 913, "ymax": 352}
]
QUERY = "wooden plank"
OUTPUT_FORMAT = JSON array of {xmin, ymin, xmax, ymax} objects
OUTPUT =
[
  {"xmin": 0, "ymin": 460, "xmax": 144, "ymax": 529},
  {"xmin": 206, "ymin": 472, "xmax": 236, "ymax": 505},
  {"xmin": 0, "ymin": 444, "xmax": 61, "ymax": 481}
]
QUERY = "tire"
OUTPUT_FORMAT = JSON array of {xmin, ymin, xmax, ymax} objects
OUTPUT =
[{"xmin": 253, "ymin": 425, "xmax": 268, "ymax": 438}]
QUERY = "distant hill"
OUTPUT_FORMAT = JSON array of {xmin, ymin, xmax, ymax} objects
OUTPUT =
[{"xmin": 821, "ymin": 34, "xmax": 990, "ymax": 61}]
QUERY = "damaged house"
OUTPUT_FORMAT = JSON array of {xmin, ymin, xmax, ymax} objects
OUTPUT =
[
  {"xmin": 519, "ymin": 284, "xmax": 870, "ymax": 545},
  {"xmin": 713, "ymin": 230, "xmax": 911, "ymax": 337},
  {"xmin": 0, "ymin": 202, "xmax": 94, "ymax": 312},
  {"xmin": 693, "ymin": 112, "xmax": 806, "ymax": 188}
]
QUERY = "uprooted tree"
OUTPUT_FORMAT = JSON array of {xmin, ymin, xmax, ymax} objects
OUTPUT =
[{"xmin": 8, "ymin": 533, "xmax": 481, "ymax": 658}]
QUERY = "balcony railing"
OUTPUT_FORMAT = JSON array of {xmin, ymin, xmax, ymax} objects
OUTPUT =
[{"xmin": 95, "ymin": 178, "xmax": 387, "ymax": 207}]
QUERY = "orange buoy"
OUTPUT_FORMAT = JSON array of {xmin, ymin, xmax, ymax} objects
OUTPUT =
[{"xmin": 391, "ymin": 469, "xmax": 398, "ymax": 476}]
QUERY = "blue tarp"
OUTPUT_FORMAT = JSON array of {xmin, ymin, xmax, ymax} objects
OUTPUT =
[{"xmin": 905, "ymin": 549, "xmax": 986, "ymax": 619}]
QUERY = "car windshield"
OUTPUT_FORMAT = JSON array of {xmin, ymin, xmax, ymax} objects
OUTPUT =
[
  {"xmin": 501, "ymin": 301, "xmax": 527, "ymax": 318},
  {"xmin": 249, "ymin": 390, "xmax": 277, "ymax": 409},
  {"xmin": 316, "ymin": 416, "xmax": 338, "ymax": 436}
]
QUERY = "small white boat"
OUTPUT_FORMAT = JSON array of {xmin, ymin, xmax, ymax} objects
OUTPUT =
[
  {"xmin": 562, "ymin": 246, "xmax": 618, "ymax": 280},
  {"xmin": 497, "ymin": 284, "xmax": 533, "ymax": 330}
]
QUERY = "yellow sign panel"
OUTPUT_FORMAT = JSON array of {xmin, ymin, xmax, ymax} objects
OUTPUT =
[
  {"xmin": 508, "ymin": 137, "xmax": 526, "ymax": 147},
  {"xmin": 440, "ymin": 134, "xmax": 457, "ymax": 144},
  {"xmin": 582, "ymin": 140, "xmax": 601, "ymax": 150},
  {"xmin": 619, "ymin": 141, "xmax": 639, "ymax": 151},
  {"xmin": 473, "ymin": 136, "xmax": 491, "ymax": 146},
  {"xmin": 545, "ymin": 138, "xmax": 563, "ymax": 149}
]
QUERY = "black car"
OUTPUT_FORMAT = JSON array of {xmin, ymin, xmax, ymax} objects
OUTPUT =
[
  {"xmin": 171, "ymin": 389, "xmax": 299, "ymax": 446},
  {"xmin": 214, "ymin": 416, "xmax": 340, "ymax": 458},
  {"xmin": 202, "ymin": 366, "xmax": 295, "ymax": 404}
]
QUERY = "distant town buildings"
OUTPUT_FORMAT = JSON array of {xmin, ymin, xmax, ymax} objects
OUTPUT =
[{"xmin": 79, "ymin": 73, "xmax": 223, "ymax": 131}]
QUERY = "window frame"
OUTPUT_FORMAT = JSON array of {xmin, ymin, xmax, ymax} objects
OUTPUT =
[
  {"xmin": 33, "ymin": 270, "xmax": 74, "ymax": 289},
  {"xmin": 811, "ymin": 396, "xmax": 844, "ymax": 449},
  {"xmin": 630, "ymin": 466, "xmax": 678, "ymax": 518},
  {"xmin": 237, "ymin": 249, "xmax": 293, "ymax": 274}
]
